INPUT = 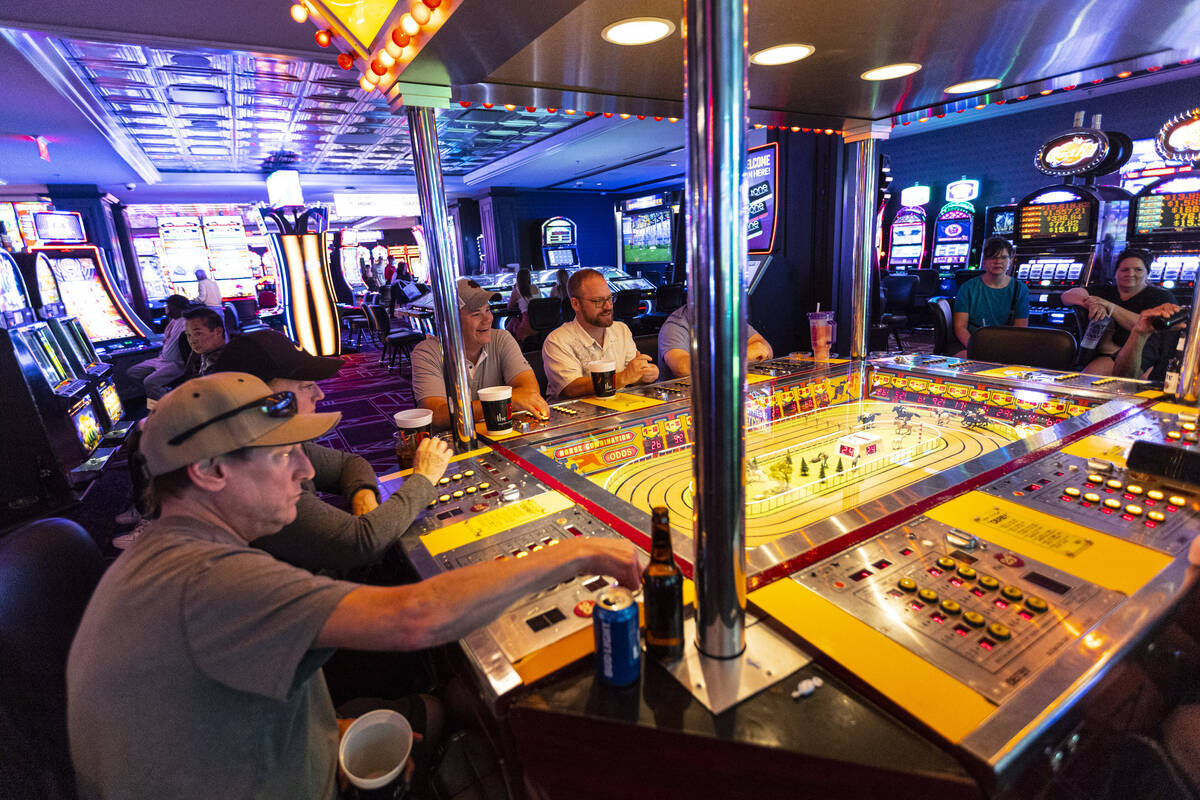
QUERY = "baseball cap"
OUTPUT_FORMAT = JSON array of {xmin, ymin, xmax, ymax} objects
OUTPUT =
[
  {"xmin": 457, "ymin": 278, "xmax": 500, "ymax": 313},
  {"xmin": 212, "ymin": 329, "xmax": 344, "ymax": 382},
  {"xmin": 141, "ymin": 372, "xmax": 341, "ymax": 476}
]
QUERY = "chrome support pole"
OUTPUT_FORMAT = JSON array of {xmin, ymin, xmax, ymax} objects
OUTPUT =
[
  {"xmin": 1176, "ymin": 280, "xmax": 1200, "ymax": 404},
  {"xmin": 685, "ymin": 0, "xmax": 747, "ymax": 659},
  {"xmin": 849, "ymin": 138, "xmax": 877, "ymax": 363},
  {"xmin": 406, "ymin": 105, "xmax": 477, "ymax": 448}
]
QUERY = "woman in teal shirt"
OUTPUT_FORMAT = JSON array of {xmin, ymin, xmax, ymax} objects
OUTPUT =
[{"xmin": 952, "ymin": 237, "xmax": 1029, "ymax": 356}]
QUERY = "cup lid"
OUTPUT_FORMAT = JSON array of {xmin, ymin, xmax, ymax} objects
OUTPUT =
[
  {"xmin": 394, "ymin": 408, "xmax": 433, "ymax": 428},
  {"xmin": 588, "ymin": 360, "xmax": 615, "ymax": 371},
  {"xmin": 478, "ymin": 385, "xmax": 512, "ymax": 400}
]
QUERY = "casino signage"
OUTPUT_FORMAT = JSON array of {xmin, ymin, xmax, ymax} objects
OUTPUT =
[
  {"xmin": 1034, "ymin": 130, "xmax": 1109, "ymax": 177},
  {"xmin": 1156, "ymin": 108, "xmax": 1200, "ymax": 163},
  {"xmin": 747, "ymin": 143, "xmax": 778, "ymax": 254}
]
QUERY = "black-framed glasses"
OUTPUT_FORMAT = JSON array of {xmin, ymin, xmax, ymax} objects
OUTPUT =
[
  {"xmin": 167, "ymin": 391, "xmax": 297, "ymax": 447},
  {"xmin": 577, "ymin": 295, "xmax": 614, "ymax": 308}
]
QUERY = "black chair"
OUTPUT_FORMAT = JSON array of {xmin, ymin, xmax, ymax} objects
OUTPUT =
[
  {"xmin": 955, "ymin": 269, "xmax": 983, "ymax": 289},
  {"xmin": 881, "ymin": 274, "xmax": 919, "ymax": 350},
  {"xmin": 366, "ymin": 304, "xmax": 424, "ymax": 374},
  {"xmin": 967, "ymin": 325, "xmax": 1077, "ymax": 370},
  {"xmin": 927, "ymin": 297, "xmax": 955, "ymax": 355},
  {"xmin": 641, "ymin": 283, "xmax": 687, "ymax": 331},
  {"xmin": 0, "ymin": 518, "xmax": 105, "ymax": 800},
  {"xmin": 612, "ymin": 289, "xmax": 643, "ymax": 327},
  {"xmin": 525, "ymin": 297, "xmax": 563, "ymax": 349}
]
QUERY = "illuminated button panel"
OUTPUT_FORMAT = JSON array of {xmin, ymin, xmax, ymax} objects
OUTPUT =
[
  {"xmin": 794, "ymin": 517, "xmax": 1123, "ymax": 702},
  {"xmin": 982, "ymin": 449, "xmax": 1198, "ymax": 555}
]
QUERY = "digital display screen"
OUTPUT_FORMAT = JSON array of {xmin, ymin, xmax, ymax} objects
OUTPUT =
[
  {"xmin": 546, "ymin": 248, "xmax": 578, "ymax": 267},
  {"xmin": 889, "ymin": 222, "xmax": 925, "ymax": 266},
  {"xmin": 33, "ymin": 211, "xmax": 86, "ymax": 243},
  {"xmin": 35, "ymin": 259, "xmax": 61, "ymax": 307},
  {"xmin": 935, "ymin": 218, "xmax": 971, "ymax": 243},
  {"xmin": 66, "ymin": 317, "xmax": 102, "ymax": 368},
  {"xmin": 1134, "ymin": 190, "xmax": 1200, "ymax": 235},
  {"xmin": 622, "ymin": 209, "xmax": 672, "ymax": 263},
  {"xmin": 0, "ymin": 255, "xmax": 29, "ymax": 316},
  {"xmin": 16, "ymin": 325, "xmax": 70, "ymax": 389},
  {"xmin": 46, "ymin": 254, "xmax": 139, "ymax": 343},
  {"xmin": 1023, "ymin": 571, "xmax": 1071, "ymax": 596},
  {"xmin": 986, "ymin": 206, "xmax": 1016, "ymax": 238},
  {"xmin": 101, "ymin": 381, "xmax": 123, "ymax": 423},
  {"xmin": 1017, "ymin": 201, "xmax": 1092, "ymax": 241},
  {"xmin": 71, "ymin": 400, "xmax": 101, "ymax": 453}
]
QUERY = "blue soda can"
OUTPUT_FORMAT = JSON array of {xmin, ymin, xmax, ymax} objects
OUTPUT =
[{"xmin": 593, "ymin": 586, "xmax": 641, "ymax": 687}]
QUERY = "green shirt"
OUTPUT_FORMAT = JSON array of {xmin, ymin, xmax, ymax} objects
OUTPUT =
[{"xmin": 955, "ymin": 277, "xmax": 1030, "ymax": 333}]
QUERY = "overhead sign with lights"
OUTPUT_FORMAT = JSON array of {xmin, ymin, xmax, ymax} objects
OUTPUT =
[
  {"xmin": 1035, "ymin": 130, "xmax": 1109, "ymax": 176},
  {"xmin": 900, "ymin": 184, "xmax": 930, "ymax": 207},
  {"xmin": 1156, "ymin": 108, "xmax": 1200, "ymax": 163},
  {"xmin": 946, "ymin": 178, "xmax": 980, "ymax": 203},
  {"xmin": 333, "ymin": 193, "xmax": 421, "ymax": 219}
]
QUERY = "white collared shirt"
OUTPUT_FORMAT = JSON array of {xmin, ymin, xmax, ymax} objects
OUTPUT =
[{"xmin": 542, "ymin": 318, "xmax": 640, "ymax": 399}]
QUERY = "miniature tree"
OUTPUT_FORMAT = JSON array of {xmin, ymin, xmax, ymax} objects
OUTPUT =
[
  {"xmin": 836, "ymin": 457, "xmax": 844, "ymax": 473},
  {"xmin": 819, "ymin": 461, "xmax": 827, "ymax": 481},
  {"xmin": 799, "ymin": 459, "xmax": 809, "ymax": 477}
]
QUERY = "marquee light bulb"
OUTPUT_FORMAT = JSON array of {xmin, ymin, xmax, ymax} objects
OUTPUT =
[
  {"xmin": 289, "ymin": 3, "xmax": 309, "ymax": 23},
  {"xmin": 400, "ymin": 13, "xmax": 420, "ymax": 36},
  {"xmin": 410, "ymin": 1, "xmax": 431, "ymax": 25}
]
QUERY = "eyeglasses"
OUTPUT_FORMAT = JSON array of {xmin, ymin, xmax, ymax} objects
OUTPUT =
[
  {"xmin": 983, "ymin": 253, "xmax": 1012, "ymax": 262},
  {"xmin": 167, "ymin": 391, "xmax": 297, "ymax": 447},
  {"xmin": 577, "ymin": 295, "xmax": 614, "ymax": 308}
]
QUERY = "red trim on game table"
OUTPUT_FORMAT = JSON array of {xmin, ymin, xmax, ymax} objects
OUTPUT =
[
  {"xmin": 488, "ymin": 441, "xmax": 682, "ymax": 577},
  {"xmin": 745, "ymin": 400, "xmax": 1150, "ymax": 592}
]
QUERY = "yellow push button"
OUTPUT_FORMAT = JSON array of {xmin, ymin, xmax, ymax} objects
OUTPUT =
[
  {"xmin": 1148, "ymin": 511, "xmax": 1166, "ymax": 522},
  {"xmin": 452, "ymin": 490, "xmax": 465, "ymax": 499},
  {"xmin": 1148, "ymin": 490, "xmax": 1165, "ymax": 501},
  {"xmin": 1103, "ymin": 498, "xmax": 1121, "ymax": 509},
  {"xmin": 898, "ymin": 577, "xmax": 917, "ymax": 592},
  {"xmin": 1125, "ymin": 504, "xmax": 1143, "ymax": 516},
  {"xmin": 918, "ymin": 588, "xmax": 939, "ymax": 603},
  {"xmin": 427, "ymin": 500, "xmax": 437, "ymax": 509},
  {"xmin": 1168, "ymin": 431, "xmax": 1182, "ymax": 440},
  {"xmin": 480, "ymin": 482, "xmax": 491, "ymax": 490},
  {"xmin": 1105, "ymin": 479, "xmax": 1123, "ymax": 490},
  {"xmin": 936, "ymin": 556, "xmax": 957, "ymax": 570},
  {"xmin": 451, "ymin": 473, "xmax": 463, "ymax": 482},
  {"xmin": 1169, "ymin": 496, "xmax": 1187, "ymax": 507},
  {"xmin": 940, "ymin": 599, "xmax": 963, "ymax": 615},
  {"xmin": 464, "ymin": 469, "xmax": 476, "ymax": 478},
  {"xmin": 1184, "ymin": 422, "xmax": 1198, "ymax": 432},
  {"xmin": 1001, "ymin": 585, "xmax": 1024, "ymax": 602},
  {"xmin": 1025, "ymin": 596, "xmax": 1048, "ymax": 613},
  {"xmin": 1064, "ymin": 487, "xmax": 1082, "ymax": 497},
  {"xmin": 438, "ymin": 494, "xmax": 451, "ymax": 503},
  {"xmin": 1126, "ymin": 484, "xmax": 1144, "ymax": 495},
  {"xmin": 978, "ymin": 575, "xmax": 1000, "ymax": 590},
  {"xmin": 1083, "ymin": 492, "xmax": 1102, "ymax": 503},
  {"xmin": 988, "ymin": 622, "xmax": 1012, "ymax": 640},
  {"xmin": 957, "ymin": 565, "xmax": 977, "ymax": 580},
  {"xmin": 438, "ymin": 477, "xmax": 451, "ymax": 486},
  {"xmin": 465, "ymin": 486, "xmax": 478, "ymax": 494},
  {"xmin": 964, "ymin": 611, "xmax": 986, "ymax": 627},
  {"xmin": 1087, "ymin": 473, "xmax": 1104, "ymax": 483}
]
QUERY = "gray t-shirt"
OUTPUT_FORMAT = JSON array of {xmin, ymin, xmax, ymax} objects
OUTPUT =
[
  {"xmin": 68, "ymin": 515, "xmax": 357, "ymax": 800},
  {"xmin": 410, "ymin": 329, "xmax": 532, "ymax": 403},
  {"xmin": 657, "ymin": 306, "xmax": 762, "ymax": 378}
]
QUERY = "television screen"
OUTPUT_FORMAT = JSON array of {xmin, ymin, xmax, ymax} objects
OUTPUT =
[{"xmin": 622, "ymin": 209, "xmax": 672, "ymax": 263}]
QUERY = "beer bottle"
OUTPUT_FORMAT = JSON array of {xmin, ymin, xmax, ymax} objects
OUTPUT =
[
  {"xmin": 1163, "ymin": 331, "xmax": 1187, "ymax": 398},
  {"xmin": 643, "ymin": 506, "xmax": 683, "ymax": 661}
]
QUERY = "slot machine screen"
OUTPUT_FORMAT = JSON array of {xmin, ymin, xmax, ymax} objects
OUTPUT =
[
  {"xmin": 546, "ymin": 248, "xmax": 578, "ymax": 268},
  {"xmin": 622, "ymin": 210, "xmax": 672, "ymax": 263},
  {"xmin": 47, "ymin": 255, "xmax": 139, "ymax": 343},
  {"xmin": 70, "ymin": 399, "xmax": 101, "ymax": 453},
  {"xmin": 35, "ymin": 259, "xmax": 62, "ymax": 306},
  {"xmin": 64, "ymin": 317, "xmax": 103, "ymax": 369},
  {"xmin": 0, "ymin": 256, "xmax": 30, "ymax": 325},
  {"xmin": 0, "ymin": 203, "xmax": 23, "ymax": 253},
  {"xmin": 1134, "ymin": 188, "xmax": 1200, "ymax": 236},
  {"xmin": 100, "ymin": 381, "xmax": 123, "ymax": 423},
  {"xmin": 1017, "ymin": 200, "xmax": 1092, "ymax": 241},
  {"xmin": 33, "ymin": 212, "xmax": 86, "ymax": 243},
  {"xmin": 888, "ymin": 223, "xmax": 925, "ymax": 267},
  {"xmin": 16, "ymin": 326, "xmax": 71, "ymax": 390}
]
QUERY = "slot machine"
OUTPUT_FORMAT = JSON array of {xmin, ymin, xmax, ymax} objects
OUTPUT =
[
  {"xmin": 329, "ymin": 228, "xmax": 368, "ymax": 305},
  {"xmin": 1013, "ymin": 121, "xmax": 1133, "ymax": 336},
  {"xmin": 929, "ymin": 179, "xmax": 980, "ymax": 290},
  {"xmin": 14, "ymin": 250, "xmax": 128, "ymax": 432},
  {"xmin": 539, "ymin": 217, "xmax": 580, "ymax": 270},
  {"xmin": 1124, "ymin": 112, "xmax": 1200, "ymax": 304},
  {"xmin": 0, "ymin": 250, "xmax": 110, "ymax": 515},
  {"xmin": 31, "ymin": 211, "xmax": 158, "ymax": 356},
  {"xmin": 983, "ymin": 203, "xmax": 1017, "ymax": 242},
  {"xmin": 616, "ymin": 191, "xmax": 683, "ymax": 287},
  {"xmin": 884, "ymin": 184, "xmax": 930, "ymax": 273}
]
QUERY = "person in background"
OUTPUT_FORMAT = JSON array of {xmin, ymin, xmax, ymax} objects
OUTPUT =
[
  {"xmin": 126, "ymin": 294, "xmax": 192, "ymax": 399},
  {"xmin": 182, "ymin": 306, "xmax": 228, "ymax": 378},
  {"xmin": 657, "ymin": 303, "xmax": 773, "ymax": 379},
  {"xmin": 67, "ymin": 371, "xmax": 640, "ymax": 799},
  {"xmin": 1063, "ymin": 248, "xmax": 1174, "ymax": 375},
  {"xmin": 411, "ymin": 278, "xmax": 550, "ymax": 427},
  {"xmin": 1111, "ymin": 302, "xmax": 1188, "ymax": 382},
  {"xmin": 383, "ymin": 255, "xmax": 397, "ymax": 285},
  {"xmin": 542, "ymin": 268, "xmax": 659, "ymax": 399},
  {"xmin": 360, "ymin": 258, "xmax": 380, "ymax": 292},
  {"xmin": 952, "ymin": 237, "xmax": 1028, "ymax": 356},
  {"xmin": 193, "ymin": 269, "xmax": 222, "ymax": 309},
  {"xmin": 506, "ymin": 267, "xmax": 542, "ymax": 344},
  {"xmin": 549, "ymin": 267, "xmax": 571, "ymax": 319},
  {"xmin": 212, "ymin": 329, "xmax": 451, "ymax": 572}
]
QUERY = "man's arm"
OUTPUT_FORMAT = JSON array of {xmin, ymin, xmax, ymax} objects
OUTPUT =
[
  {"xmin": 1113, "ymin": 303, "xmax": 1185, "ymax": 379},
  {"xmin": 540, "ymin": 333, "xmax": 584, "ymax": 399},
  {"xmin": 419, "ymin": 395, "xmax": 484, "ymax": 429},
  {"xmin": 315, "ymin": 537, "xmax": 641, "ymax": 651},
  {"xmin": 663, "ymin": 348, "xmax": 690, "ymax": 378},
  {"xmin": 1061, "ymin": 287, "xmax": 1091, "ymax": 307},
  {"xmin": 747, "ymin": 332, "xmax": 773, "ymax": 362},
  {"xmin": 509, "ymin": 368, "xmax": 550, "ymax": 418},
  {"xmin": 304, "ymin": 442, "xmax": 378, "ymax": 502}
]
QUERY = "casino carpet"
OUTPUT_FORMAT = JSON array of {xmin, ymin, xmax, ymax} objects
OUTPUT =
[{"xmin": 62, "ymin": 338, "xmax": 419, "ymax": 560}]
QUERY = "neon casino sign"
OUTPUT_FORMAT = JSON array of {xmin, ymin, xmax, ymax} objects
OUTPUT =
[{"xmin": 1157, "ymin": 108, "xmax": 1200, "ymax": 163}]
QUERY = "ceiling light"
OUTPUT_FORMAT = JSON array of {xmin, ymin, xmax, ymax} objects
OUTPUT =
[
  {"xmin": 861, "ymin": 63, "xmax": 922, "ymax": 81},
  {"xmin": 601, "ymin": 17, "xmax": 675, "ymax": 46},
  {"xmin": 751, "ymin": 44, "xmax": 814, "ymax": 66},
  {"xmin": 945, "ymin": 78, "xmax": 1000, "ymax": 94}
]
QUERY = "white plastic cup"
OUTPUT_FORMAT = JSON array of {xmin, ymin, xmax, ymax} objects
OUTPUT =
[
  {"xmin": 393, "ymin": 408, "xmax": 434, "ymax": 470},
  {"xmin": 588, "ymin": 359, "xmax": 616, "ymax": 397},
  {"xmin": 477, "ymin": 385, "xmax": 513, "ymax": 433},
  {"xmin": 338, "ymin": 709, "xmax": 413, "ymax": 793}
]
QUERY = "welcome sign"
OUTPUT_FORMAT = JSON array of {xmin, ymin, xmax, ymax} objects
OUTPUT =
[{"xmin": 747, "ymin": 142, "xmax": 778, "ymax": 254}]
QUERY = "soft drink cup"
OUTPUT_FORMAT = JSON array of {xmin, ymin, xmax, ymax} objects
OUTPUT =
[{"xmin": 393, "ymin": 408, "xmax": 433, "ymax": 471}]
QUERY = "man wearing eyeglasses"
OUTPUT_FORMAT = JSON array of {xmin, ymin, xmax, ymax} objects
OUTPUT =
[
  {"xmin": 68, "ymin": 372, "xmax": 641, "ymax": 799},
  {"xmin": 411, "ymin": 277, "xmax": 550, "ymax": 427},
  {"xmin": 542, "ymin": 268, "xmax": 660, "ymax": 399},
  {"xmin": 658, "ymin": 303, "xmax": 773, "ymax": 379}
]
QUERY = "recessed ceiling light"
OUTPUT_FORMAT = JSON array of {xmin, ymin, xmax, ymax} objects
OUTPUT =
[
  {"xmin": 751, "ymin": 43, "xmax": 815, "ymax": 66},
  {"xmin": 944, "ymin": 78, "xmax": 1000, "ymax": 94},
  {"xmin": 861, "ymin": 63, "xmax": 922, "ymax": 81},
  {"xmin": 601, "ymin": 17, "xmax": 675, "ymax": 46}
]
